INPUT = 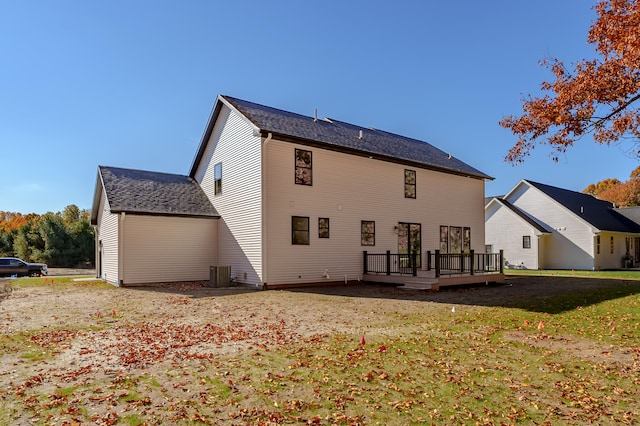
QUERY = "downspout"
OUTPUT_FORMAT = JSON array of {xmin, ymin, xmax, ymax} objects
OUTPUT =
[
  {"xmin": 261, "ymin": 132, "xmax": 273, "ymax": 289},
  {"xmin": 118, "ymin": 212, "xmax": 125, "ymax": 286}
]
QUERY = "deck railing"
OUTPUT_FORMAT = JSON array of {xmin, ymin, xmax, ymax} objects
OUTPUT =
[
  {"xmin": 362, "ymin": 251, "xmax": 420, "ymax": 276},
  {"xmin": 363, "ymin": 250, "xmax": 503, "ymax": 277}
]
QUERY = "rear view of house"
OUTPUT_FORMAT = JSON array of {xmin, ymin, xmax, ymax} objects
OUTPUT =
[
  {"xmin": 486, "ymin": 179, "xmax": 640, "ymax": 271},
  {"xmin": 92, "ymin": 95, "xmax": 493, "ymax": 287}
]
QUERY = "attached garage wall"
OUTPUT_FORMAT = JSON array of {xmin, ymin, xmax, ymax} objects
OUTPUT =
[{"xmin": 121, "ymin": 215, "xmax": 218, "ymax": 285}]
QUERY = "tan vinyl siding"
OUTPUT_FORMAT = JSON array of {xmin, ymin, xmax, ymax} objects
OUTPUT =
[
  {"xmin": 97, "ymin": 192, "xmax": 119, "ymax": 284},
  {"xmin": 264, "ymin": 139, "xmax": 486, "ymax": 285},
  {"xmin": 121, "ymin": 215, "xmax": 217, "ymax": 284},
  {"xmin": 194, "ymin": 105, "xmax": 263, "ymax": 285}
]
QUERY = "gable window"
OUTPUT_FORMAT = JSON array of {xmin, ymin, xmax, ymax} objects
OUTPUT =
[
  {"xmin": 292, "ymin": 216, "xmax": 310, "ymax": 245},
  {"xmin": 523, "ymin": 235, "xmax": 531, "ymax": 249},
  {"xmin": 361, "ymin": 221, "xmax": 375, "ymax": 246},
  {"xmin": 404, "ymin": 169, "xmax": 416, "ymax": 198},
  {"xmin": 610, "ymin": 236, "xmax": 614, "ymax": 254},
  {"xmin": 318, "ymin": 218, "xmax": 330, "ymax": 238},
  {"xmin": 295, "ymin": 149, "xmax": 312, "ymax": 185},
  {"xmin": 214, "ymin": 162, "xmax": 222, "ymax": 195}
]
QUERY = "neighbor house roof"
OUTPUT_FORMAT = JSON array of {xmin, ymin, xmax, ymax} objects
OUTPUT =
[
  {"xmin": 90, "ymin": 166, "xmax": 218, "ymax": 224},
  {"xmin": 487, "ymin": 197, "xmax": 552, "ymax": 234},
  {"xmin": 190, "ymin": 95, "xmax": 492, "ymax": 180},
  {"xmin": 523, "ymin": 180, "xmax": 640, "ymax": 233}
]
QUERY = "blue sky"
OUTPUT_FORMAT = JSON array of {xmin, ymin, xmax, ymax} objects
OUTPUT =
[{"xmin": 1, "ymin": 0, "xmax": 638, "ymax": 214}]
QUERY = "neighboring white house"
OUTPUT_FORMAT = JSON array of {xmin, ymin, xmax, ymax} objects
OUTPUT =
[
  {"xmin": 485, "ymin": 179, "xmax": 640, "ymax": 271},
  {"xmin": 92, "ymin": 95, "xmax": 493, "ymax": 287}
]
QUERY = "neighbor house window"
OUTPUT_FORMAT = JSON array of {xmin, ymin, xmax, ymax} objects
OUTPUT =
[
  {"xmin": 292, "ymin": 216, "xmax": 310, "ymax": 245},
  {"xmin": 318, "ymin": 218, "xmax": 330, "ymax": 238},
  {"xmin": 214, "ymin": 162, "xmax": 222, "ymax": 195},
  {"xmin": 295, "ymin": 148, "xmax": 312, "ymax": 185},
  {"xmin": 361, "ymin": 221, "xmax": 375, "ymax": 246},
  {"xmin": 404, "ymin": 169, "xmax": 416, "ymax": 198},
  {"xmin": 523, "ymin": 236, "xmax": 531, "ymax": 249},
  {"xmin": 610, "ymin": 236, "xmax": 614, "ymax": 254},
  {"xmin": 596, "ymin": 235, "xmax": 600, "ymax": 255}
]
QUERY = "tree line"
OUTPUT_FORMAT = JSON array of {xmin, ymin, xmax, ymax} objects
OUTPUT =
[
  {"xmin": 584, "ymin": 166, "xmax": 640, "ymax": 207},
  {"xmin": 0, "ymin": 205, "xmax": 94, "ymax": 267}
]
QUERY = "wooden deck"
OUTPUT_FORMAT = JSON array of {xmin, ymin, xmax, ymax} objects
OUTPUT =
[{"xmin": 363, "ymin": 269, "xmax": 505, "ymax": 291}]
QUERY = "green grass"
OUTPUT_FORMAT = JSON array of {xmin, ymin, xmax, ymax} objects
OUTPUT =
[
  {"xmin": 7, "ymin": 275, "xmax": 112, "ymax": 290},
  {"xmin": 505, "ymin": 268, "xmax": 640, "ymax": 280}
]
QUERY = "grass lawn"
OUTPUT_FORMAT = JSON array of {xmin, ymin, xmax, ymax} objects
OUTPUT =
[{"xmin": 0, "ymin": 275, "xmax": 638, "ymax": 425}]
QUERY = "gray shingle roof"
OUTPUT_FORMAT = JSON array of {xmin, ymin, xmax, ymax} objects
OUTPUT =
[
  {"xmin": 526, "ymin": 180, "xmax": 640, "ymax": 233},
  {"xmin": 191, "ymin": 95, "xmax": 492, "ymax": 180},
  {"xmin": 98, "ymin": 166, "xmax": 218, "ymax": 218}
]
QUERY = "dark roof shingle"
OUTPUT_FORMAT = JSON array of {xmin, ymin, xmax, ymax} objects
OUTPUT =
[
  {"xmin": 99, "ymin": 166, "xmax": 218, "ymax": 218},
  {"xmin": 526, "ymin": 180, "xmax": 640, "ymax": 233},
  {"xmin": 217, "ymin": 96, "xmax": 492, "ymax": 180}
]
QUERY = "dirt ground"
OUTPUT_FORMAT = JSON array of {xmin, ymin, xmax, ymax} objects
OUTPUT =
[{"xmin": 0, "ymin": 275, "xmax": 637, "ymax": 423}]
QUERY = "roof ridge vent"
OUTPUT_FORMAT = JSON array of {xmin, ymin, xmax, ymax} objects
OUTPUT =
[{"xmin": 322, "ymin": 117, "xmax": 333, "ymax": 123}]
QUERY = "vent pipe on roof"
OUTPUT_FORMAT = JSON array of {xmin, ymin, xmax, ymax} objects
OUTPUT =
[
  {"xmin": 358, "ymin": 130, "xmax": 363, "ymax": 139},
  {"xmin": 314, "ymin": 109, "xmax": 318, "ymax": 122}
]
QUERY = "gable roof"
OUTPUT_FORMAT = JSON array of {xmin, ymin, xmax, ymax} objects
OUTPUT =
[
  {"xmin": 521, "ymin": 180, "xmax": 640, "ymax": 233},
  {"xmin": 486, "ymin": 197, "xmax": 552, "ymax": 234},
  {"xmin": 90, "ymin": 166, "xmax": 218, "ymax": 224},
  {"xmin": 190, "ymin": 95, "xmax": 492, "ymax": 180}
]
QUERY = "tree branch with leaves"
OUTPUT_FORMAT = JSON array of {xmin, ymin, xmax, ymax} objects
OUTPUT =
[{"xmin": 501, "ymin": 0, "xmax": 640, "ymax": 163}]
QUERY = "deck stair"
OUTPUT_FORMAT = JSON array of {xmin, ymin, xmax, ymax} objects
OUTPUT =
[{"xmin": 399, "ymin": 278, "xmax": 438, "ymax": 291}]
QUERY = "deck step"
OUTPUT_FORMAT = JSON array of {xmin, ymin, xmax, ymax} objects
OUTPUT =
[{"xmin": 399, "ymin": 279, "xmax": 438, "ymax": 291}]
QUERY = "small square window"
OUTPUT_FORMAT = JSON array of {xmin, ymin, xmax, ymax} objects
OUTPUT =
[
  {"xmin": 295, "ymin": 149, "xmax": 312, "ymax": 185},
  {"xmin": 214, "ymin": 162, "xmax": 222, "ymax": 195},
  {"xmin": 404, "ymin": 169, "xmax": 416, "ymax": 198},
  {"xmin": 292, "ymin": 216, "xmax": 310, "ymax": 245},
  {"xmin": 318, "ymin": 218, "xmax": 330, "ymax": 238},
  {"xmin": 361, "ymin": 221, "xmax": 375, "ymax": 246},
  {"xmin": 523, "ymin": 236, "xmax": 531, "ymax": 249}
]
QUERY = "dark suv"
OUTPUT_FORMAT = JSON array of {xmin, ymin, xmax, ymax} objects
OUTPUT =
[{"xmin": 0, "ymin": 257, "xmax": 48, "ymax": 277}]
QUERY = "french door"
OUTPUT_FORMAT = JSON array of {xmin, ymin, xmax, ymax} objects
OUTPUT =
[{"xmin": 398, "ymin": 223, "xmax": 421, "ymax": 269}]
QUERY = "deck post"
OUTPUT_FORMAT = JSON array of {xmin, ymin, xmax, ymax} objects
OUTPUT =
[
  {"xmin": 412, "ymin": 252, "xmax": 417, "ymax": 276},
  {"xmin": 435, "ymin": 249, "xmax": 441, "ymax": 278},
  {"xmin": 363, "ymin": 251, "xmax": 368, "ymax": 275},
  {"xmin": 386, "ymin": 250, "xmax": 391, "ymax": 276},
  {"xmin": 499, "ymin": 250, "xmax": 504, "ymax": 274},
  {"xmin": 470, "ymin": 250, "xmax": 475, "ymax": 275},
  {"xmin": 426, "ymin": 251, "xmax": 431, "ymax": 271}
]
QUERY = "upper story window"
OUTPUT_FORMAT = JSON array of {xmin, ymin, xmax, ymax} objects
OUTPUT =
[
  {"xmin": 404, "ymin": 169, "xmax": 416, "ymax": 198},
  {"xmin": 214, "ymin": 162, "xmax": 222, "ymax": 195},
  {"xmin": 295, "ymin": 148, "xmax": 312, "ymax": 185},
  {"xmin": 523, "ymin": 235, "xmax": 531, "ymax": 249}
]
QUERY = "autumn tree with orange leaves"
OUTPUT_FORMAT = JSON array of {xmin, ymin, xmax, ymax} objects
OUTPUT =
[
  {"xmin": 501, "ymin": 0, "xmax": 640, "ymax": 163},
  {"xmin": 584, "ymin": 165, "xmax": 640, "ymax": 206}
]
